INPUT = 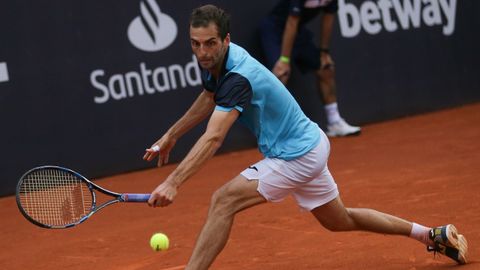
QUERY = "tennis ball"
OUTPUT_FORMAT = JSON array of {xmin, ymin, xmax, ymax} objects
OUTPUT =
[{"xmin": 150, "ymin": 233, "xmax": 169, "ymax": 251}]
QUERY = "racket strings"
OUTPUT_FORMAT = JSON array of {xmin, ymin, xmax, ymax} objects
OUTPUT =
[{"xmin": 18, "ymin": 169, "xmax": 93, "ymax": 227}]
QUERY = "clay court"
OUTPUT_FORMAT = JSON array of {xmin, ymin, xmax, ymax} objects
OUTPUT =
[{"xmin": 1, "ymin": 103, "xmax": 479, "ymax": 270}]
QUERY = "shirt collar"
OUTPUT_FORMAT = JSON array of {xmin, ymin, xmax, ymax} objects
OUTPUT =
[
  {"xmin": 219, "ymin": 45, "xmax": 230, "ymax": 78},
  {"xmin": 202, "ymin": 45, "xmax": 231, "ymax": 81}
]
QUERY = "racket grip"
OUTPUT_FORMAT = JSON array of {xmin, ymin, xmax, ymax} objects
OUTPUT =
[{"xmin": 121, "ymin": 193, "xmax": 150, "ymax": 202}]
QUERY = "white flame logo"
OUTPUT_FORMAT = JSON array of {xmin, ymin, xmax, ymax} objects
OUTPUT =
[{"xmin": 127, "ymin": 0, "xmax": 177, "ymax": 52}]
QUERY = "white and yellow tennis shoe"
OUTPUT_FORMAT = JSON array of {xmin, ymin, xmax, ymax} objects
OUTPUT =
[{"xmin": 427, "ymin": 224, "xmax": 468, "ymax": 264}]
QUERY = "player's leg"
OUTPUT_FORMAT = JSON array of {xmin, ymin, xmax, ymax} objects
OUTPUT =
[
  {"xmin": 311, "ymin": 195, "xmax": 412, "ymax": 235},
  {"xmin": 295, "ymin": 130, "xmax": 467, "ymax": 264},
  {"xmin": 297, "ymin": 130, "xmax": 407, "ymax": 234},
  {"xmin": 292, "ymin": 140, "xmax": 413, "ymax": 236},
  {"xmin": 311, "ymin": 196, "xmax": 468, "ymax": 264},
  {"xmin": 185, "ymin": 174, "xmax": 266, "ymax": 270}
]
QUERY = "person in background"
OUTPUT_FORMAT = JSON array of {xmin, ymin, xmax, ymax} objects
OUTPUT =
[{"xmin": 260, "ymin": 0, "xmax": 361, "ymax": 137}]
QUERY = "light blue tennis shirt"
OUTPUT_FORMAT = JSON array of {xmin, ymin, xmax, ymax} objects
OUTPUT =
[{"xmin": 202, "ymin": 42, "xmax": 320, "ymax": 160}]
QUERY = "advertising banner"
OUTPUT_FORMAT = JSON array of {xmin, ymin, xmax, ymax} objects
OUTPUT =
[{"xmin": 1, "ymin": 0, "xmax": 479, "ymax": 196}]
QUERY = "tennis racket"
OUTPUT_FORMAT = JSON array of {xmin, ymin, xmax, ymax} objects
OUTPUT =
[{"xmin": 16, "ymin": 165, "xmax": 150, "ymax": 229}]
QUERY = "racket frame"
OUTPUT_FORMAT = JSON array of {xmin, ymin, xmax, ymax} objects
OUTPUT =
[{"xmin": 16, "ymin": 165, "xmax": 149, "ymax": 229}]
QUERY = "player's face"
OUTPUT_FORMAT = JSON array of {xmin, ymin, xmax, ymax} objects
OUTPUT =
[{"xmin": 190, "ymin": 23, "xmax": 230, "ymax": 72}]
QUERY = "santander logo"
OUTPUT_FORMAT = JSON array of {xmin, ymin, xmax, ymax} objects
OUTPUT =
[{"xmin": 127, "ymin": 0, "xmax": 178, "ymax": 52}]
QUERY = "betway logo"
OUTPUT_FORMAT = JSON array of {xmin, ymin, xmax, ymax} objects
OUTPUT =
[
  {"xmin": 91, "ymin": 55, "xmax": 201, "ymax": 104},
  {"xmin": 338, "ymin": 0, "xmax": 457, "ymax": 37},
  {"xmin": 127, "ymin": 0, "xmax": 177, "ymax": 52}
]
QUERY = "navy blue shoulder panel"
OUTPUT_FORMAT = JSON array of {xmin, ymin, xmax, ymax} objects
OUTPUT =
[{"xmin": 215, "ymin": 72, "xmax": 252, "ymax": 110}]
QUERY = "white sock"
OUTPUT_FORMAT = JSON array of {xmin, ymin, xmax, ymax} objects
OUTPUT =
[
  {"xmin": 410, "ymin": 223, "xmax": 433, "ymax": 246},
  {"xmin": 324, "ymin": 102, "xmax": 342, "ymax": 125}
]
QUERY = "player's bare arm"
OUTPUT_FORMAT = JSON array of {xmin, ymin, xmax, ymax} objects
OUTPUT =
[
  {"xmin": 144, "ymin": 90, "xmax": 216, "ymax": 166},
  {"xmin": 148, "ymin": 108, "xmax": 240, "ymax": 207},
  {"xmin": 273, "ymin": 14, "xmax": 299, "ymax": 83}
]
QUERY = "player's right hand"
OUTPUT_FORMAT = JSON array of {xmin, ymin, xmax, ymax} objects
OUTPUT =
[{"xmin": 148, "ymin": 180, "xmax": 178, "ymax": 207}]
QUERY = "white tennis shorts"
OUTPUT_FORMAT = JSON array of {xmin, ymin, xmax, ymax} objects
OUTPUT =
[{"xmin": 241, "ymin": 130, "xmax": 338, "ymax": 211}]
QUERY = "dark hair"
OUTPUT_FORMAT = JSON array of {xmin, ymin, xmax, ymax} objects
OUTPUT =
[{"xmin": 190, "ymin": 4, "xmax": 230, "ymax": 40}]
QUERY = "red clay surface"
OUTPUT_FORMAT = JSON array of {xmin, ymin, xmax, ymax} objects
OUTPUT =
[{"xmin": 1, "ymin": 103, "xmax": 479, "ymax": 270}]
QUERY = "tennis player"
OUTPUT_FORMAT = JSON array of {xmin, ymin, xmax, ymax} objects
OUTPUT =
[{"xmin": 143, "ymin": 5, "xmax": 467, "ymax": 269}]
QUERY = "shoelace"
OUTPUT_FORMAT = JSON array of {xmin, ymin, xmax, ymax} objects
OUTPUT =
[
  {"xmin": 427, "ymin": 242, "xmax": 460, "ymax": 263},
  {"xmin": 427, "ymin": 245, "xmax": 438, "ymax": 256},
  {"xmin": 426, "ymin": 242, "xmax": 445, "ymax": 258}
]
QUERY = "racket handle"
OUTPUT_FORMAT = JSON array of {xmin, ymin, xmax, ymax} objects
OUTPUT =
[{"xmin": 121, "ymin": 193, "xmax": 150, "ymax": 202}]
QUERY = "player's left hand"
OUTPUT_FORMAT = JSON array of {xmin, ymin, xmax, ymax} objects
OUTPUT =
[
  {"xmin": 148, "ymin": 180, "xmax": 178, "ymax": 207},
  {"xmin": 143, "ymin": 134, "xmax": 177, "ymax": 167}
]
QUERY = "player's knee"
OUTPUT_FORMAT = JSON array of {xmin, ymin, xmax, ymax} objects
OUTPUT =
[
  {"xmin": 321, "ymin": 220, "xmax": 349, "ymax": 232},
  {"xmin": 316, "ymin": 210, "xmax": 356, "ymax": 232},
  {"xmin": 209, "ymin": 185, "xmax": 237, "ymax": 217}
]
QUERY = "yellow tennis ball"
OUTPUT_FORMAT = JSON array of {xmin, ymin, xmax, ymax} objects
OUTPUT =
[{"xmin": 150, "ymin": 233, "xmax": 169, "ymax": 251}]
